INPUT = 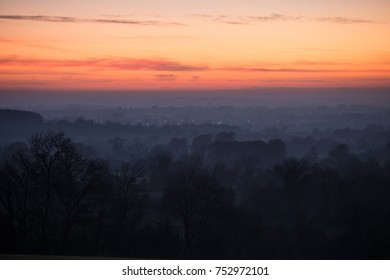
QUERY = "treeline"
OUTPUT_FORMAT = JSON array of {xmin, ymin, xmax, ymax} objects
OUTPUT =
[
  {"xmin": 0, "ymin": 109, "xmax": 43, "ymax": 140},
  {"xmin": 1, "ymin": 131, "xmax": 390, "ymax": 259},
  {"xmin": 1, "ymin": 109, "xmax": 389, "ymax": 161}
]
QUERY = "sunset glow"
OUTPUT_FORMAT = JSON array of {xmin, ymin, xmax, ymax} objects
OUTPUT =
[{"xmin": 1, "ymin": 0, "xmax": 390, "ymax": 90}]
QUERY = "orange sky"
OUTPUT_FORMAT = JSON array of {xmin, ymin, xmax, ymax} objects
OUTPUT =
[{"xmin": 0, "ymin": 0, "xmax": 389, "ymax": 90}]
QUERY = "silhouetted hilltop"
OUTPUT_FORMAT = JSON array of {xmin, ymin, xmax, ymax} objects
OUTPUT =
[
  {"xmin": 0, "ymin": 109, "xmax": 44, "ymax": 141},
  {"xmin": 0, "ymin": 109, "xmax": 43, "ymax": 125}
]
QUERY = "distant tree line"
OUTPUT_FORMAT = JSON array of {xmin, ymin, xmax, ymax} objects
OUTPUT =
[{"xmin": 2, "ymin": 109, "xmax": 389, "ymax": 161}]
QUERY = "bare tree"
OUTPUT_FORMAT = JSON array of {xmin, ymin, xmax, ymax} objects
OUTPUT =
[
  {"xmin": 274, "ymin": 158, "xmax": 311, "ymax": 223},
  {"xmin": 0, "ymin": 142, "xmax": 36, "ymax": 251},
  {"xmin": 163, "ymin": 156, "xmax": 224, "ymax": 258},
  {"xmin": 112, "ymin": 161, "xmax": 145, "ymax": 230},
  {"xmin": 28, "ymin": 131, "xmax": 73, "ymax": 249}
]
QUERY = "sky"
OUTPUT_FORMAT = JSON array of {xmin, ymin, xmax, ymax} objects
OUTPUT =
[{"xmin": 0, "ymin": 0, "xmax": 390, "ymax": 90}]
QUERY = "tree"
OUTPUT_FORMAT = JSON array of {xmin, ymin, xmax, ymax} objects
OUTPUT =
[
  {"xmin": 162, "ymin": 156, "xmax": 226, "ymax": 258},
  {"xmin": 191, "ymin": 134, "xmax": 213, "ymax": 155},
  {"xmin": 0, "ymin": 159, "xmax": 32, "ymax": 252},
  {"xmin": 109, "ymin": 137, "xmax": 126, "ymax": 155},
  {"xmin": 266, "ymin": 139, "xmax": 286, "ymax": 165},
  {"xmin": 166, "ymin": 137, "xmax": 188, "ymax": 157},
  {"xmin": 329, "ymin": 143, "xmax": 350, "ymax": 164},
  {"xmin": 0, "ymin": 131, "xmax": 111, "ymax": 254},
  {"xmin": 54, "ymin": 140, "xmax": 99, "ymax": 252},
  {"xmin": 113, "ymin": 161, "xmax": 145, "ymax": 229},
  {"xmin": 215, "ymin": 131, "xmax": 235, "ymax": 142},
  {"xmin": 274, "ymin": 159, "xmax": 311, "ymax": 224},
  {"xmin": 28, "ymin": 131, "xmax": 75, "ymax": 249}
]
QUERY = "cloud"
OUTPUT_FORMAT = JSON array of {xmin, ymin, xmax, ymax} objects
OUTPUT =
[
  {"xmin": 188, "ymin": 13, "xmax": 381, "ymax": 25},
  {"xmin": 155, "ymin": 75, "xmax": 178, "ymax": 81},
  {"xmin": 190, "ymin": 76, "xmax": 200, "ymax": 82},
  {"xmin": 295, "ymin": 48, "xmax": 346, "ymax": 53},
  {"xmin": 219, "ymin": 66, "xmax": 390, "ymax": 73},
  {"xmin": 0, "ymin": 55, "xmax": 19, "ymax": 63},
  {"xmin": 0, "ymin": 14, "xmax": 382, "ymax": 28},
  {"xmin": 0, "ymin": 77, "xmax": 113, "ymax": 89},
  {"xmin": 220, "ymin": 66, "xmax": 329, "ymax": 73},
  {"xmin": 222, "ymin": 14, "xmax": 303, "ymax": 25},
  {"xmin": 0, "ymin": 37, "xmax": 65, "ymax": 51},
  {"xmin": 263, "ymin": 79, "xmax": 329, "ymax": 83},
  {"xmin": 2, "ymin": 55, "xmax": 388, "ymax": 74},
  {"xmin": 189, "ymin": 13, "xmax": 299, "ymax": 25},
  {"xmin": 100, "ymin": 14, "xmax": 134, "ymax": 18},
  {"xmin": 296, "ymin": 60, "xmax": 350, "ymax": 66},
  {"xmin": 315, "ymin": 17, "xmax": 379, "ymax": 24},
  {"xmin": 0, "ymin": 56, "xmax": 208, "ymax": 72},
  {"xmin": 107, "ymin": 58, "xmax": 207, "ymax": 71},
  {"xmin": 0, "ymin": 70, "xmax": 85, "ymax": 76},
  {"xmin": 0, "ymin": 15, "xmax": 184, "ymax": 26},
  {"xmin": 125, "ymin": 35, "xmax": 196, "ymax": 40}
]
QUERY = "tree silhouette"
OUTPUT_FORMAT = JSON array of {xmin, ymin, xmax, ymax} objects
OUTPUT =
[
  {"xmin": 28, "ymin": 131, "xmax": 77, "ymax": 249},
  {"xmin": 162, "ymin": 156, "xmax": 226, "ymax": 258},
  {"xmin": 274, "ymin": 158, "xmax": 311, "ymax": 224}
]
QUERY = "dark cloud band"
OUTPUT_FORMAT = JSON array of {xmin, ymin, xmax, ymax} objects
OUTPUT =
[
  {"xmin": 0, "ymin": 15, "xmax": 184, "ymax": 26},
  {"xmin": 0, "ymin": 56, "xmax": 207, "ymax": 72},
  {"xmin": 1, "ymin": 55, "xmax": 388, "ymax": 74},
  {"xmin": 189, "ymin": 13, "xmax": 381, "ymax": 25}
]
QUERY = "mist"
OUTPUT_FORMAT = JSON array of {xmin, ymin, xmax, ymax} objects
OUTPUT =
[
  {"xmin": 1, "ymin": 87, "xmax": 390, "ymax": 259},
  {"xmin": 2, "ymin": 88, "xmax": 390, "ymax": 108}
]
